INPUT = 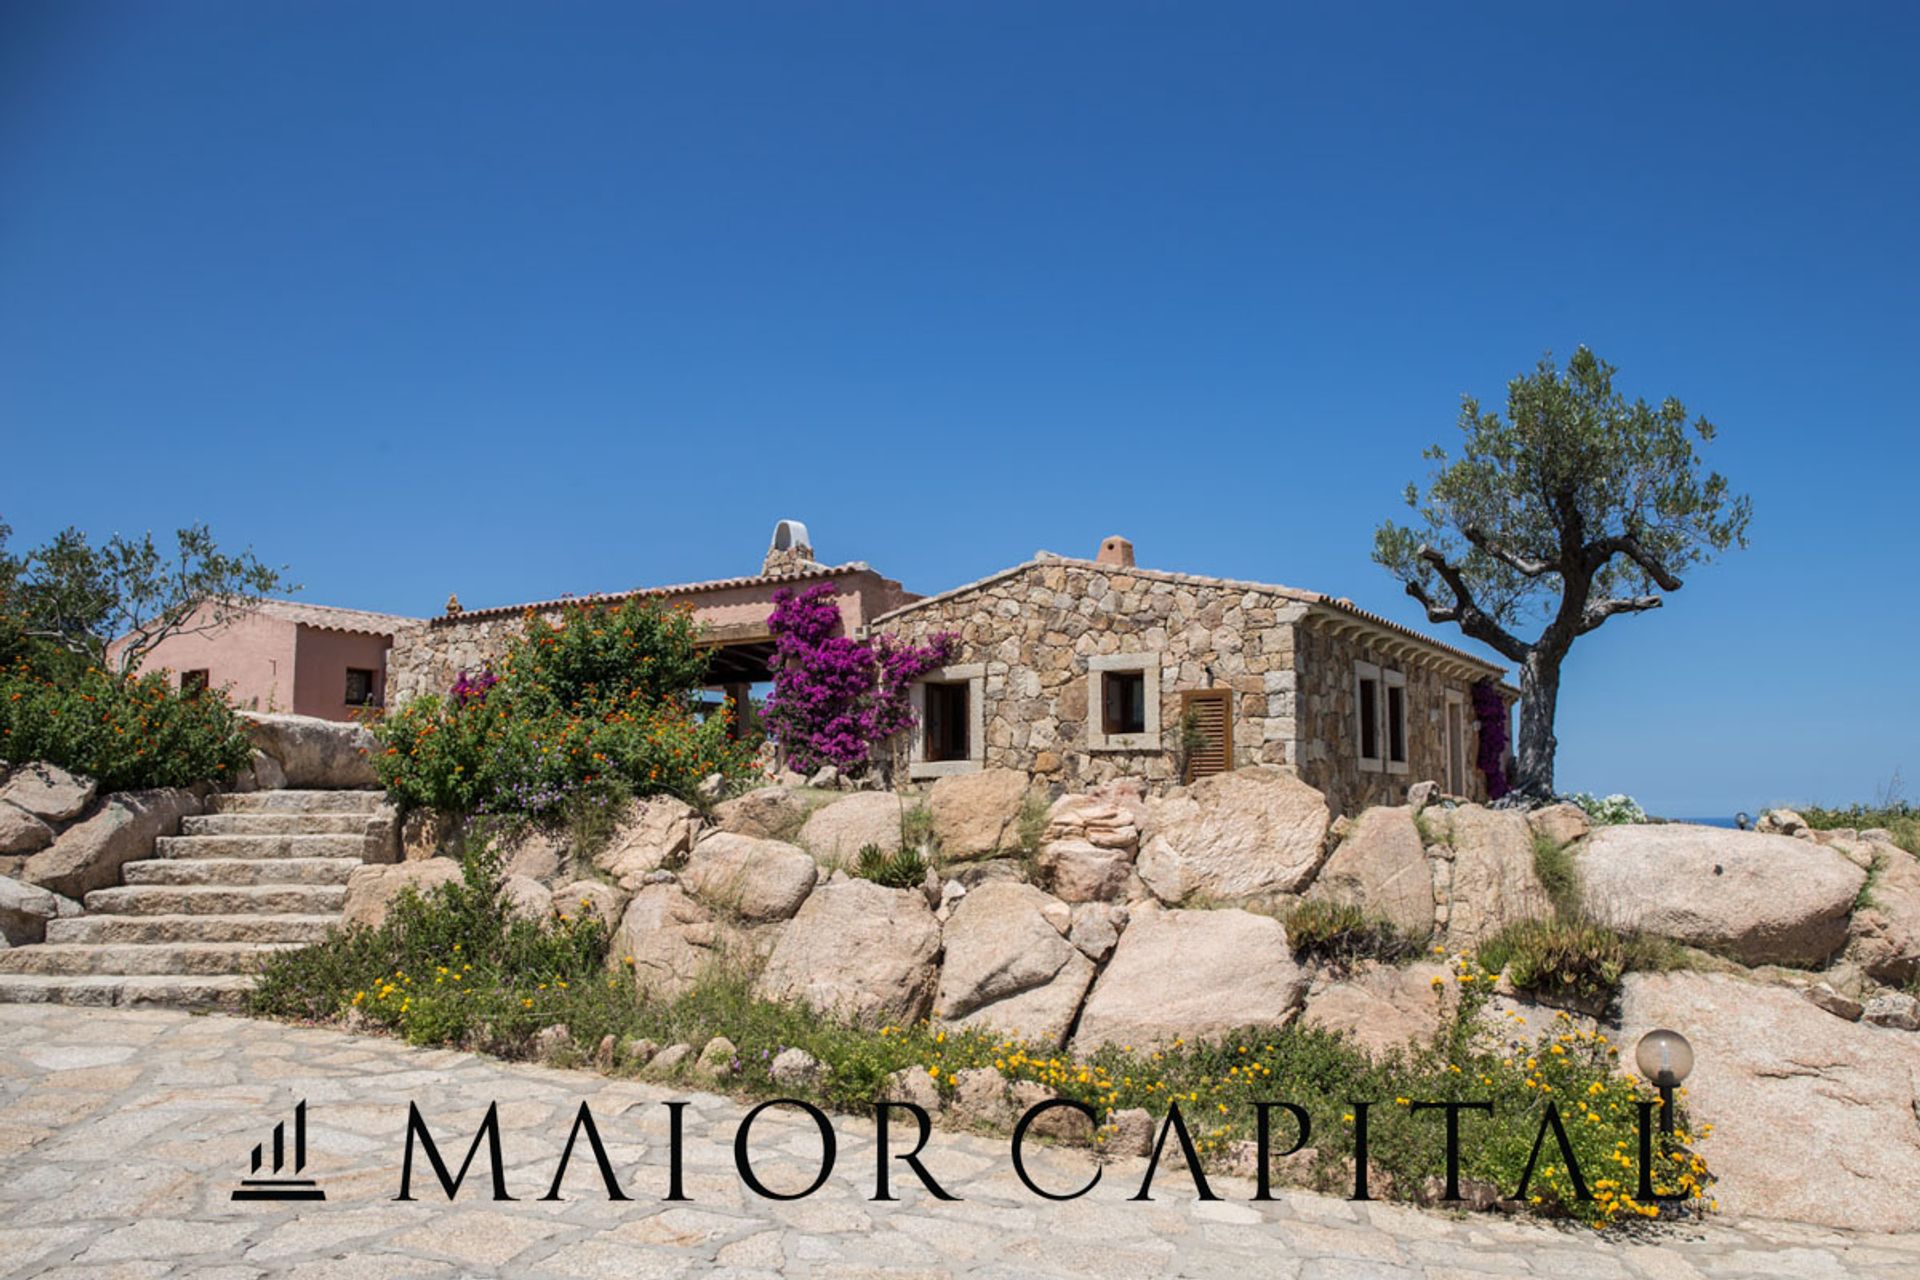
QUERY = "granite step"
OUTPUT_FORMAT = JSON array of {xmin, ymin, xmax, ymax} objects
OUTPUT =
[
  {"xmin": 0, "ymin": 942, "xmax": 298, "ymax": 977},
  {"xmin": 0, "ymin": 974, "xmax": 255, "ymax": 1010},
  {"xmin": 154, "ymin": 833, "xmax": 378, "ymax": 860},
  {"xmin": 122, "ymin": 857, "xmax": 362, "ymax": 887},
  {"xmin": 45, "ymin": 913, "xmax": 341, "ymax": 945},
  {"xmin": 182, "ymin": 813, "xmax": 389, "ymax": 837},
  {"xmin": 82, "ymin": 884, "xmax": 348, "ymax": 917},
  {"xmin": 209, "ymin": 790, "xmax": 387, "ymax": 815}
]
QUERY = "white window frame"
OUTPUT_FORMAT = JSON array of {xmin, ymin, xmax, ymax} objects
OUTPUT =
[
  {"xmin": 1382, "ymin": 667, "xmax": 1409, "ymax": 776},
  {"xmin": 1355, "ymin": 661, "xmax": 1383, "ymax": 772},
  {"xmin": 1444, "ymin": 688, "xmax": 1468, "ymax": 796},
  {"xmin": 909, "ymin": 663, "xmax": 985, "ymax": 779},
  {"xmin": 1086, "ymin": 652, "xmax": 1161, "ymax": 751}
]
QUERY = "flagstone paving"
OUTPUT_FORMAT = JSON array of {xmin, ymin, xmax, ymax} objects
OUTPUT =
[{"xmin": 1, "ymin": 1005, "xmax": 1915, "ymax": 1279}]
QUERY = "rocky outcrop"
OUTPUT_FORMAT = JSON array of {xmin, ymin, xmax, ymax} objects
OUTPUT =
[
  {"xmin": 1432, "ymin": 805, "xmax": 1545, "ymax": 944},
  {"xmin": 712, "ymin": 787, "xmax": 816, "ymax": 842},
  {"xmin": 753, "ymin": 877, "xmax": 941, "ymax": 1026},
  {"xmin": 1300, "ymin": 961, "xmax": 1451, "ymax": 1057},
  {"xmin": 1071, "ymin": 904, "xmax": 1307, "ymax": 1052},
  {"xmin": 1136, "ymin": 767, "xmax": 1331, "ymax": 904},
  {"xmin": 1846, "ymin": 838, "xmax": 1920, "ymax": 984},
  {"xmin": 797, "ymin": 792, "xmax": 907, "ymax": 864},
  {"xmin": 1307, "ymin": 805, "xmax": 1434, "ymax": 937},
  {"xmin": 239, "ymin": 713, "xmax": 379, "ymax": 788},
  {"xmin": 611, "ymin": 883, "xmax": 741, "ymax": 1001},
  {"xmin": 679, "ymin": 832, "xmax": 818, "ymax": 923},
  {"xmin": 928, "ymin": 769, "xmax": 1031, "ymax": 860},
  {"xmin": 340, "ymin": 859, "xmax": 462, "ymax": 930},
  {"xmin": 593, "ymin": 796, "xmax": 700, "ymax": 887},
  {"xmin": 1038, "ymin": 839, "xmax": 1133, "ymax": 903},
  {"xmin": 934, "ymin": 880, "xmax": 1095, "ymax": 1046},
  {"xmin": 0, "ymin": 764, "xmax": 97, "ymax": 824},
  {"xmin": 1526, "ymin": 803, "xmax": 1590, "ymax": 849},
  {"xmin": 0, "ymin": 875, "xmax": 80, "ymax": 946},
  {"xmin": 22, "ymin": 788, "xmax": 203, "ymax": 899},
  {"xmin": 1579, "ymin": 824, "xmax": 1864, "ymax": 966},
  {"xmin": 1617, "ymin": 970, "xmax": 1920, "ymax": 1233},
  {"xmin": 0, "ymin": 803, "xmax": 55, "ymax": 856}
]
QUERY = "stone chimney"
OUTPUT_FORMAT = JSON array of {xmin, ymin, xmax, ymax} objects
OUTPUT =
[
  {"xmin": 1095, "ymin": 535, "xmax": 1135, "ymax": 568},
  {"xmin": 762, "ymin": 519, "xmax": 817, "ymax": 577}
]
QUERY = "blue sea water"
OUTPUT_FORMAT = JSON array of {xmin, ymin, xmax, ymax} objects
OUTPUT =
[{"xmin": 1675, "ymin": 816, "xmax": 1739, "ymax": 829}]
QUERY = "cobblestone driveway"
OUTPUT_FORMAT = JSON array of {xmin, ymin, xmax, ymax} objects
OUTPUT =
[{"xmin": 1, "ymin": 1005, "xmax": 1914, "ymax": 1278}]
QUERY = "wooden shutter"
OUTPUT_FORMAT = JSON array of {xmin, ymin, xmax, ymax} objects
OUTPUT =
[{"xmin": 1180, "ymin": 688, "xmax": 1233, "ymax": 783}]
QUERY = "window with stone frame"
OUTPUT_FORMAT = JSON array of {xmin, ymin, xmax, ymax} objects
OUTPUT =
[
  {"xmin": 909, "ymin": 662, "xmax": 985, "ymax": 779},
  {"xmin": 1355, "ymin": 661, "xmax": 1408, "ymax": 774},
  {"xmin": 1086, "ymin": 653, "xmax": 1160, "ymax": 750},
  {"xmin": 922, "ymin": 680, "xmax": 970, "ymax": 762}
]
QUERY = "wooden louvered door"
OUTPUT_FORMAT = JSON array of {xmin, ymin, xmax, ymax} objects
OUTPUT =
[{"xmin": 1180, "ymin": 688, "xmax": 1233, "ymax": 783}]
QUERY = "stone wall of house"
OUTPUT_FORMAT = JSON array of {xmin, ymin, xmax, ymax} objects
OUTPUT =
[
  {"xmin": 873, "ymin": 559, "xmax": 1310, "ymax": 791},
  {"xmin": 386, "ymin": 617, "xmax": 527, "ymax": 708},
  {"xmin": 1291, "ymin": 616, "xmax": 1499, "ymax": 815}
]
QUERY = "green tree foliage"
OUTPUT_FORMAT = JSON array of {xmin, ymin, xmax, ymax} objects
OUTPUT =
[
  {"xmin": 4, "ymin": 519, "xmax": 294, "ymax": 675},
  {"xmin": 1374, "ymin": 350, "xmax": 1750, "ymax": 798}
]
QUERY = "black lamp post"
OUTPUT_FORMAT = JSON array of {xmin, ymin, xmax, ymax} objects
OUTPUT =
[{"xmin": 1634, "ymin": 1029, "xmax": 1694, "ymax": 1136}]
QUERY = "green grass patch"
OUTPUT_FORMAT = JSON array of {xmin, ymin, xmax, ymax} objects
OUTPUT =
[
  {"xmin": 853, "ymin": 842, "xmax": 928, "ymax": 889},
  {"xmin": 1802, "ymin": 803, "xmax": 1920, "ymax": 857},
  {"xmin": 1478, "ymin": 918, "xmax": 1687, "ymax": 1008}
]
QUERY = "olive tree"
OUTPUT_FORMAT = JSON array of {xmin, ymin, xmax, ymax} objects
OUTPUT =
[
  {"xmin": 8, "ymin": 521, "xmax": 295, "ymax": 676},
  {"xmin": 1373, "ymin": 348, "xmax": 1751, "ymax": 800}
]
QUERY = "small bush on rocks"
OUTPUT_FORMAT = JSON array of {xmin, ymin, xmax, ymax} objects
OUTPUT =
[
  {"xmin": 853, "ymin": 842, "xmax": 928, "ymax": 889},
  {"xmin": 1284, "ymin": 899, "xmax": 1422, "ymax": 967},
  {"xmin": 1478, "ymin": 919, "xmax": 1685, "ymax": 1008},
  {"xmin": 1568, "ymin": 793, "xmax": 1648, "ymax": 826},
  {"xmin": 1803, "ymin": 801, "xmax": 1920, "ymax": 857}
]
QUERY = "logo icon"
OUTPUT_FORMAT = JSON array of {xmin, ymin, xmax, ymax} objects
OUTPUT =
[{"xmin": 231, "ymin": 1100, "xmax": 326, "ymax": 1201}]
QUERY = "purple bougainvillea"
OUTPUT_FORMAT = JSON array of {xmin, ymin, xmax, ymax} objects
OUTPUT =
[
  {"xmin": 450, "ymin": 666, "xmax": 498, "ymax": 709},
  {"xmin": 762, "ymin": 583, "xmax": 955, "ymax": 775},
  {"xmin": 1471, "ymin": 678, "xmax": 1511, "ymax": 801}
]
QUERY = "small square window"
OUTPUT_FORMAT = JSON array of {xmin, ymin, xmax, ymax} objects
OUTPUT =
[
  {"xmin": 1101, "ymin": 670, "xmax": 1147, "ymax": 737},
  {"xmin": 181, "ymin": 669, "xmax": 210, "ymax": 697},
  {"xmin": 923, "ymin": 681, "xmax": 970, "ymax": 763},
  {"xmin": 345, "ymin": 668, "xmax": 377, "ymax": 707}
]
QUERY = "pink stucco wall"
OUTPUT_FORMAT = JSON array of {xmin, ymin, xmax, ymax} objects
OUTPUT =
[
  {"xmin": 115, "ymin": 608, "xmax": 299, "ymax": 713},
  {"xmin": 291, "ymin": 626, "xmax": 393, "ymax": 720}
]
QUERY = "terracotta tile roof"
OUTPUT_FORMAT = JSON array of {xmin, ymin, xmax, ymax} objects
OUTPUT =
[
  {"xmin": 869, "ymin": 554, "xmax": 1508, "ymax": 677},
  {"xmin": 248, "ymin": 599, "xmax": 420, "ymax": 636},
  {"xmin": 429, "ymin": 562, "xmax": 892, "ymax": 627}
]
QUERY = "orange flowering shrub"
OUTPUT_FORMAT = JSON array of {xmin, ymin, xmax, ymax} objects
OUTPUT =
[
  {"xmin": 0, "ymin": 654, "xmax": 250, "ymax": 790},
  {"xmin": 372, "ymin": 597, "xmax": 753, "ymax": 815}
]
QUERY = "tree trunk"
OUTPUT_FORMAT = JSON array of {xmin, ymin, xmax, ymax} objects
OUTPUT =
[{"xmin": 1513, "ymin": 651, "xmax": 1562, "ymax": 801}]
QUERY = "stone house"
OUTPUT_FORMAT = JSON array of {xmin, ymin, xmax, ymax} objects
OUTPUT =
[
  {"xmin": 871, "ymin": 537, "xmax": 1515, "ymax": 815},
  {"xmin": 115, "ymin": 600, "xmax": 417, "ymax": 722}
]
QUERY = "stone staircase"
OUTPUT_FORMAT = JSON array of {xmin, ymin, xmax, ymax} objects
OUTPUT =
[{"xmin": 0, "ymin": 790, "xmax": 392, "ymax": 1009}]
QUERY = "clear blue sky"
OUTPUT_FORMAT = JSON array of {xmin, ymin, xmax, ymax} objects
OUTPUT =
[{"xmin": 3, "ymin": 3, "xmax": 1915, "ymax": 816}]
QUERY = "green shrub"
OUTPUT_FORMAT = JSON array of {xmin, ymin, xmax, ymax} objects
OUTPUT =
[
  {"xmin": 1567, "ymin": 793, "xmax": 1647, "ymax": 825},
  {"xmin": 1478, "ymin": 918, "xmax": 1684, "ymax": 1007},
  {"xmin": 900, "ymin": 802, "xmax": 935, "ymax": 851},
  {"xmin": 0, "ymin": 657, "xmax": 251, "ymax": 791},
  {"xmin": 1802, "ymin": 802, "xmax": 1920, "ymax": 857},
  {"xmin": 853, "ymin": 842, "xmax": 927, "ymax": 889},
  {"xmin": 371, "ymin": 596, "xmax": 754, "ymax": 817},
  {"xmin": 1284, "ymin": 899, "xmax": 1422, "ymax": 966}
]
